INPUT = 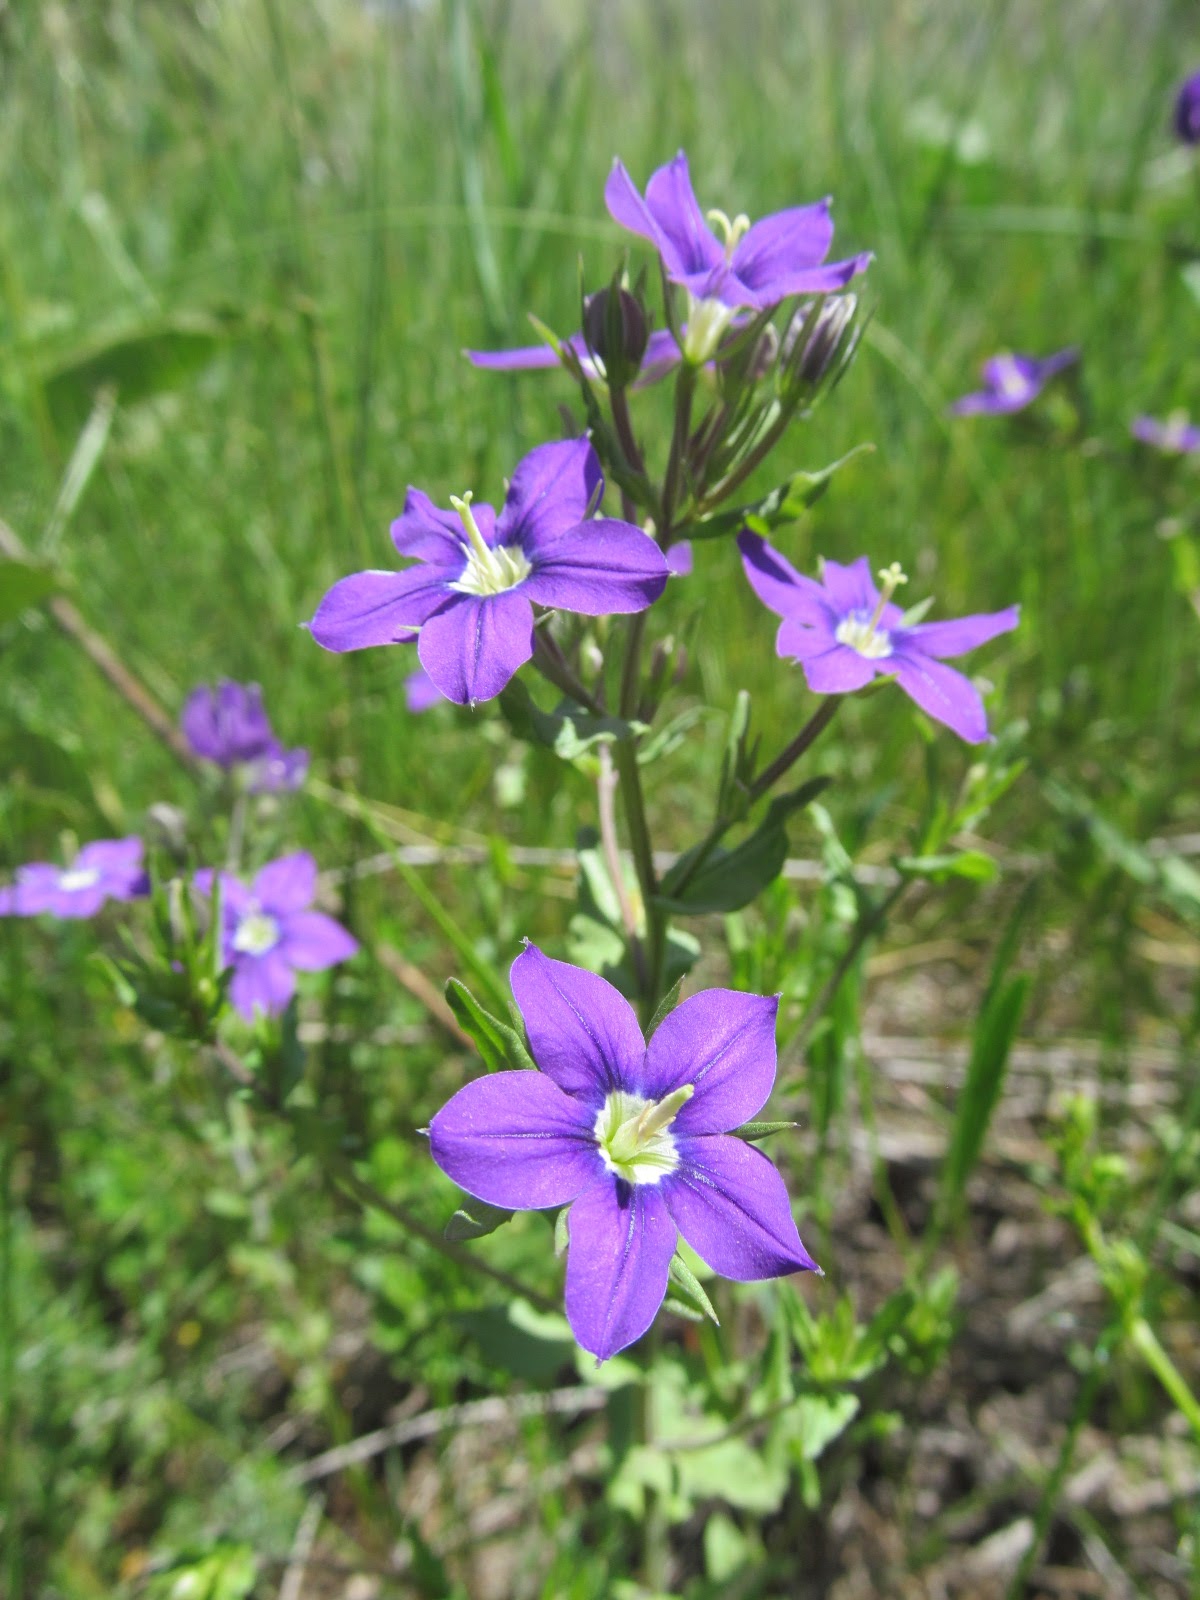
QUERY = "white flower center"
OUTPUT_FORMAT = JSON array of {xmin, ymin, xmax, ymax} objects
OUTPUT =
[
  {"xmin": 58, "ymin": 867, "xmax": 100, "ymax": 893},
  {"xmin": 594, "ymin": 1084, "xmax": 693, "ymax": 1185},
  {"xmin": 233, "ymin": 910, "xmax": 281, "ymax": 956},
  {"xmin": 447, "ymin": 491, "xmax": 532, "ymax": 598},
  {"xmin": 835, "ymin": 614, "xmax": 894, "ymax": 658},
  {"xmin": 991, "ymin": 355, "xmax": 1031, "ymax": 403},
  {"xmin": 682, "ymin": 293, "xmax": 738, "ymax": 364}
]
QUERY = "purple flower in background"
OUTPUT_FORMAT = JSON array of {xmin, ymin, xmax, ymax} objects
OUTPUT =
[
  {"xmin": 739, "ymin": 533, "xmax": 1019, "ymax": 744},
  {"xmin": 195, "ymin": 852, "xmax": 358, "ymax": 1020},
  {"xmin": 429, "ymin": 944, "xmax": 817, "ymax": 1361},
  {"xmin": 1131, "ymin": 413, "xmax": 1200, "ymax": 456},
  {"xmin": 1175, "ymin": 73, "xmax": 1200, "ymax": 143},
  {"xmin": 0, "ymin": 838, "xmax": 148, "ymax": 919},
  {"xmin": 181, "ymin": 680, "xmax": 308, "ymax": 793},
  {"xmin": 309, "ymin": 440, "xmax": 669, "ymax": 706},
  {"xmin": 405, "ymin": 664, "xmax": 444, "ymax": 713},
  {"xmin": 467, "ymin": 328, "xmax": 686, "ymax": 388},
  {"xmin": 605, "ymin": 151, "xmax": 870, "ymax": 362},
  {"xmin": 948, "ymin": 349, "xmax": 1077, "ymax": 417}
]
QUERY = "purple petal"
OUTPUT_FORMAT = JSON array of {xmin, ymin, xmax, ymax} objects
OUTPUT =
[
  {"xmin": 738, "ymin": 531, "xmax": 836, "ymax": 626},
  {"xmin": 0, "ymin": 887, "xmax": 15, "ymax": 916},
  {"xmin": 891, "ymin": 651, "xmax": 991, "ymax": 743},
  {"xmin": 565, "ymin": 1178, "xmax": 676, "ymax": 1361},
  {"xmin": 728, "ymin": 250, "xmax": 871, "ymax": 308},
  {"xmin": 947, "ymin": 389, "xmax": 1015, "ymax": 417},
  {"xmin": 416, "ymin": 590, "xmax": 535, "ymax": 706},
  {"xmin": 509, "ymin": 944, "xmax": 646, "ymax": 1107},
  {"xmin": 666, "ymin": 540, "xmax": 693, "ymax": 577},
  {"xmin": 405, "ymin": 666, "xmax": 444, "ymax": 713},
  {"xmin": 230, "ymin": 950, "xmax": 297, "ymax": 1019},
  {"xmin": 181, "ymin": 680, "xmax": 275, "ymax": 766},
  {"xmin": 634, "ymin": 329, "xmax": 686, "ymax": 388},
  {"xmin": 642, "ymin": 152, "xmax": 726, "ymax": 281},
  {"xmin": 195, "ymin": 868, "xmax": 252, "ymax": 923},
  {"xmin": 1035, "ymin": 347, "xmax": 1079, "ymax": 382},
  {"xmin": 429, "ymin": 1070, "xmax": 603, "ymax": 1210},
  {"xmin": 13, "ymin": 864, "xmax": 76, "ymax": 916},
  {"xmin": 495, "ymin": 440, "xmax": 604, "ymax": 554},
  {"xmin": 643, "ymin": 990, "xmax": 778, "ymax": 1134},
  {"xmin": 280, "ymin": 910, "xmax": 358, "ymax": 970},
  {"xmin": 1131, "ymin": 415, "xmax": 1200, "ymax": 454},
  {"xmin": 310, "ymin": 569, "xmax": 451, "ymax": 653},
  {"xmin": 252, "ymin": 852, "xmax": 317, "ymax": 914},
  {"xmin": 522, "ymin": 519, "xmax": 669, "ymax": 615},
  {"xmin": 465, "ymin": 343, "xmax": 564, "ymax": 372},
  {"xmin": 604, "ymin": 158, "xmax": 669, "ymax": 250},
  {"xmin": 819, "ymin": 556, "xmax": 877, "ymax": 617},
  {"xmin": 390, "ymin": 488, "xmax": 492, "ymax": 564},
  {"xmin": 248, "ymin": 741, "xmax": 309, "ymax": 794},
  {"xmin": 665, "ymin": 1135, "xmax": 818, "ymax": 1280},
  {"xmin": 74, "ymin": 836, "xmax": 144, "ymax": 875},
  {"xmin": 901, "ymin": 605, "xmax": 1019, "ymax": 660},
  {"xmin": 793, "ymin": 640, "xmax": 878, "ymax": 694},
  {"xmin": 730, "ymin": 200, "xmax": 833, "ymax": 286}
]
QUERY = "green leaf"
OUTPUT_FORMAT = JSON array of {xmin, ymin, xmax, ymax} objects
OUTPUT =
[
  {"xmin": 667, "ymin": 1253, "xmax": 720, "ymax": 1325},
  {"xmin": 40, "ymin": 309, "xmax": 242, "ymax": 425},
  {"xmin": 553, "ymin": 1205, "xmax": 570, "ymax": 1257},
  {"xmin": 691, "ymin": 444, "xmax": 875, "ymax": 541},
  {"xmin": 938, "ymin": 971, "xmax": 1028, "ymax": 1221},
  {"xmin": 656, "ymin": 779, "xmax": 831, "ymax": 915},
  {"xmin": 498, "ymin": 679, "xmax": 645, "ymax": 762},
  {"xmin": 444, "ymin": 977, "xmax": 533, "ymax": 1072},
  {"xmin": 645, "ymin": 976, "xmax": 685, "ymax": 1040},
  {"xmin": 895, "ymin": 849, "xmax": 998, "ymax": 884},
  {"xmin": 0, "ymin": 558, "xmax": 58, "ymax": 624},
  {"xmin": 733, "ymin": 1119, "xmax": 798, "ymax": 1142},
  {"xmin": 445, "ymin": 1195, "xmax": 513, "ymax": 1242}
]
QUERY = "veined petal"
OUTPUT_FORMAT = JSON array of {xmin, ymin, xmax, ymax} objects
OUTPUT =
[
  {"xmin": 643, "ymin": 990, "xmax": 778, "ymax": 1134},
  {"xmin": 495, "ymin": 439, "xmax": 604, "ymax": 554},
  {"xmin": 310, "ymin": 569, "xmax": 451, "ymax": 653},
  {"xmin": 510, "ymin": 943, "xmax": 645, "ymax": 1106},
  {"xmin": 604, "ymin": 158, "xmax": 670, "ymax": 252},
  {"xmin": 666, "ymin": 1135, "xmax": 818, "ymax": 1281},
  {"xmin": 738, "ymin": 532, "xmax": 835, "ymax": 627},
  {"xmin": 728, "ymin": 250, "xmax": 871, "ymax": 309},
  {"xmin": 797, "ymin": 642, "xmax": 879, "ymax": 694},
  {"xmin": 902, "ymin": 606, "xmax": 1020, "ymax": 659},
  {"xmin": 253, "ymin": 852, "xmax": 317, "ymax": 914},
  {"xmin": 642, "ymin": 152, "xmax": 726, "ymax": 281},
  {"xmin": 729, "ymin": 200, "xmax": 833, "ymax": 288},
  {"xmin": 891, "ymin": 650, "xmax": 991, "ymax": 743},
  {"xmin": 280, "ymin": 911, "xmax": 358, "ymax": 971},
  {"xmin": 465, "ymin": 343, "xmax": 564, "ymax": 372},
  {"xmin": 635, "ymin": 329, "xmax": 686, "ymax": 387},
  {"xmin": 775, "ymin": 619, "xmax": 840, "ymax": 661},
  {"xmin": 429, "ymin": 1071, "xmax": 603, "ymax": 1210},
  {"xmin": 230, "ymin": 950, "xmax": 297, "ymax": 1019},
  {"xmin": 390, "ymin": 488, "xmax": 491, "ymax": 564},
  {"xmin": 416, "ymin": 590, "xmax": 535, "ymax": 705},
  {"xmin": 565, "ymin": 1178, "xmax": 676, "ymax": 1361},
  {"xmin": 666, "ymin": 540, "xmax": 693, "ymax": 577},
  {"xmin": 819, "ymin": 556, "xmax": 877, "ymax": 616},
  {"xmin": 522, "ymin": 519, "xmax": 669, "ymax": 615}
]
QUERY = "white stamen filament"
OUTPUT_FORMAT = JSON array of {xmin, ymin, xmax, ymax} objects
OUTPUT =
[
  {"xmin": 833, "ymin": 561, "xmax": 909, "ymax": 660},
  {"xmin": 448, "ymin": 491, "xmax": 532, "ymax": 598},
  {"xmin": 705, "ymin": 208, "xmax": 752, "ymax": 256}
]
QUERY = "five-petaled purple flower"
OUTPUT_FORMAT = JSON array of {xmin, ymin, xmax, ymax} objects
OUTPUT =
[
  {"xmin": 308, "ymin": 440, "xmax": 669, "ymax": 706},
  {"xmin": 1131, "ymin": 413, "xmax": 1200, "ymax": 456},
  {"xmin": 429, "ymin": 944, "xmax": 817, "ymax": 1362},
  {"xmin": 182, "ymin": 680, "xmax": 308, "ymax": 793},
  {"xmin": 195, "ymin": 852, "xmax": 358, "ymax": 1020},
  {"xmin": 739, "ymin": 533, "xmax": 1019, "ymax": 745},
  {"xmin": 604, "ymin": 151, "xmax": 870, "ymax": 363},
  {"xmin": 948, "ymin": 349, "xmax": 1077, "ymax": 417},
  {"xmin": 0, "ymin": 838, "xmax": 148, "ymax": 919},
  {"xmin": 1175, "ymin": 73, "xmax": 1200, "ymax": 143}
]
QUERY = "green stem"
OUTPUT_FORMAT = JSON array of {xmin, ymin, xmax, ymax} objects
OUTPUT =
[
  {"xmin": 532, "ymin": 629, "xmax": 605, "ymax": 714},
  {"xmin": 1129, "ymin": 1317, "xmax": 1200, "ymax": 1443},
  {"xmin": 613, "ymin": 738, "xmax": 664, "ymax": 1019},
  {"xmin": 791, "ymin": 882, "xmax": 906, "ymax": 1070},
  {"xmin": 661, "ymin": 363, "xmax": 697, "ymax": 537},
  {"xmin": 748, "ymin": 697, "xmax": 843, "ymax": 804}
]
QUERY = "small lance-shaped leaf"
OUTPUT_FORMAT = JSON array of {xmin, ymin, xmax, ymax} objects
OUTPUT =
[
  {"xmin": 895, "ymin": 850, "xmax": 998, "ymax": 884},
  {"xmin": 937, "ymin": 969, "xmax": 1028, "ymax": 1224},
  {"xmin": 733, "ymin": 1120, "xmax": 798, "ymax": 1143},
  {"xmin": 690, "ymin": 444, "xmax": 875, "ymax": 542},
  {"xmin": 645, "ymin": 975, "xmax": 685, "ymax": 1041},
  {"xmin": 668, "ymin": 1254, "xmax": 720, "ymax": 1325},
  {"xmin": 0, "ymin": 559, "xmax": 59, "ymax": 625},
  {"xmin": 498, "ymin": 679, "xmax": 645, "ymax": 761},
  {"xmin": 444, "ymin": 977, "xmax": 534, "ymax": 1072},
  {"xmin": 445, "ymin": 1195, "xmax": 514, "ymax": 1242},
  {"xmin": 655, "ymin": 778, "xmax": 831, "ymax": 915}
]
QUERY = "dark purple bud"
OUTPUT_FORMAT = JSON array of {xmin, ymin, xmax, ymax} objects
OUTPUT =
[
  {"xmin": 1176, "ymin": 72, "xmax": 1200, "ymax": 144},
  {"xmin": 783, "ymin": 294, "xmax": 859, "ymax": 388},
  {"xmin": 583, "ymin": 286, "xmax": 650, "ymax": 388}
]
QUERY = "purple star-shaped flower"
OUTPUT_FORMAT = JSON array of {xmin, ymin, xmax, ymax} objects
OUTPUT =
[
  {"xmin": 738, "ymin": 533, "xmax": 1019, "ymax": 745},
  {"xmin": 429, "ymin": 944, "xmax": 817, "ymax": 1362},
  {"xmin": 0, "ymin": 837, "xmax": 148, "ymax": 919},
  {"xmin": 181, "ymin": 680, "xmax": 308, "ymax": 793},
  {"xmin": 1131, "ymin": 413, "xmax": 1200, "ymax": 456},
  {"xmin": 195, "ymin": 852, "xmax": 358, "ymax": 1020},
  {"xmin": 948, "ymin": 349, "xmax": 1078, "ymax": 416},
  {"xmin": 466, "ymin": 328, "xmax": 686, "ymax": 388},
  {"xmin": 604, "ymin": 151, "xmax": 870, "ymax": 363},
  {"xmin": 308, "ymin": 440, "xmax": 669, "ymax": 706},
  {"xmin": 1176, "ymin": 72, "xmax": 1200, "ymax": 143}
]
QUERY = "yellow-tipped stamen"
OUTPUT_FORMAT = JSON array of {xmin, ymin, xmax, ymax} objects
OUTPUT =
[
  {"xmin": 705, "ymin": 208, "xmax": 752, "ymax": 256},
  {"xmin": 867, "ymin": 562, "xmax": 908, "ymax": 634},
  {"xmin": 448, "ymin": 490, "xmax": 532, "ymax": 598}
]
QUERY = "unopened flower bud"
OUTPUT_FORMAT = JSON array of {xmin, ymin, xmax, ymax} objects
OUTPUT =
[
  {"xmin": 1176, "ymin": 72, "xmax": 1200, "ymax": 144},
  {"xmin": 582, "ymin": 286, "xmax": 649, "ymax": 388},
  {"xmin": 783, "ymin": 294, "xmax": 858, "ymax": 388}
]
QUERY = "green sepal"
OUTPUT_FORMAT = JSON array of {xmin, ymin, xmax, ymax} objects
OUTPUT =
[
  {"xmin": 445, "ymin": 1195, "xmax": 514, "ymax": 1242},
  {"xmin": 444, "ymin": 977, "xmax": 534, "ymax": 1072},
  {"xmin": 553, "ymin": 1205, "xmax": 570, "ymax": 1258},
  {"xmin": 733, "ymin": 1120, "xmax": 798, "ymax": 1142},
  {"xmin": 645, "ymin": 975, "xmax": 685, "ymax": 1041},
  {"xmin": 689, "ymin": 444, "xmax": 875, "ymax": 542},
  {"xmin": 895, "ymin": 849, "xmax": 998, "ymax": 884},
  {"xmin": 498, "ymin": 679, "xmax": 645, "ymax": 763},
  {"xmin": 655, "ymin": 778, "xmax": 831, "ymax": 915},
  {"xmin": 667, "ymin": 1253, "xmax": 720, "ymax": 1325}
]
